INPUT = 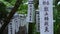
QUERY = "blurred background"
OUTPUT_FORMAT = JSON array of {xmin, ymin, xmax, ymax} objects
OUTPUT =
[{"xmin": 0, "ymin": 0, "xmax": 60, "ymax": 34}]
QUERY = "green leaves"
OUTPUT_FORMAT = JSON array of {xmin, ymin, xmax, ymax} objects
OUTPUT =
[
  {"xmin": 18, "ymin": 0, "xmax": 28, "ymax": 14},
  {"xmin": 0, "ymin": 1, "xmax": 8, "ymax": 20},
  {"xmin": 4, "ymin": 0, "xmax": 28, "ymax": 14},
  {"xmin": 4, "ymin": 0, "xmax": 16, "ymax": 5},
  {"xmin": 4, "ymin": 0, "xmax": 12, "ymax": 3},
  {"xmin": 54, "ymin": 0, "xmax": 60, "ymax": 6},
  {"xmin": 54, "ymin": 0, "xmax": 60, "ymax": 34}
]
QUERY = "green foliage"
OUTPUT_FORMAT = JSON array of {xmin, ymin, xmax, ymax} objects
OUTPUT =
[
  {"xmin": 28, "ymin": 23, "xmax": 36, "ymax": 34},
  {"xmin": 4, "ymin": 0, "xmax": 28, "ymax": 14},
  {"xmin": 4, "ymin": 0, "xmax": 16, "ymax": 5},
  {"xmin": 23, "ymin": 0, "xmax": 28, "ymax": 3},
  {"xmin": 0, "ymin": 1, "xmax": 8, "ymax": 20},
  {"xmin": 4, "ymin": 0, "xmax": 12, "ymax": 3},
  {"xmin": 1, "ymin": 0, "xmax": 60, "ymax": 34},
  {"xmin": 18, "ymin": 4, "xmax": 28, "ymax": 14},
  {"xmin": 36, "ymin": 32, "xmax": 40, "ymax": 34},
  {"xmin": 54, "ymin": 0, "xmax": 60, "ymax": 34},
  {"xmin": 54, "ymin": 0, "xmax": 60, "ymax": 6}
]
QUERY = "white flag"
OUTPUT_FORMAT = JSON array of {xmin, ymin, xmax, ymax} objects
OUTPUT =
[
  {"xmin": 8, "ymin": 20, "xmax": 15, "ymax": 34},
  {"xmin": 39, "ymin": 0, "xmax": 53, "ymax": 34},
  {"xmin": 36, "ymin": 11, "xmax": 40, "ymax": 32},
  {"xmin": 27, "ymin": 0, "xmax": 35, "ymax": 23}
]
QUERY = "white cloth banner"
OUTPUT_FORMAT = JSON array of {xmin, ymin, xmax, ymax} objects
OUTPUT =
[
  {"xmin": 39, "ymin": 0, "xmax": 53, "ymax": 34},
  {"xmin": 27, "ymin": 0, "xmax": 35, "ymax": 23},
  {"xmin": 36, "ymin": 11, "xmax": 40, "ymax": 32},
  {"xmin": 8, "ymin": 20, "xmax": 15, "ymax": 34}
]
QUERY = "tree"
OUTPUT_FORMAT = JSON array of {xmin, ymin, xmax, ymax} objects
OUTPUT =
[
  {"xmin": 54, "ymin": 0, "xmax": 60, "ymax": 6},
  {"xmin": 54, "ymin": 0, "xmax": 60, "ymax": 34},
  {"xmin": 0, "ymin": 1, "xmax": 8, "ymax": 21},
  {"xmin": 0, "ymin": 0, "xmax": 22, "ymax": 34}
]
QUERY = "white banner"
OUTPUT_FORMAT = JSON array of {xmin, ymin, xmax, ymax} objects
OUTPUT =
[
  {"xmin": 8, "ymin": 20, "xmax": 15, "ymax": 34},
  {"xmin": 39, "ymin": 0, "xmax": 53, "ymax": 34},
  {"xmin": 36, "ymin": 11, "xmax": 40, "ymax": 32},
  {"xmin": 27, "ymin": 0, "xmax": 35, "ymax": 23}
]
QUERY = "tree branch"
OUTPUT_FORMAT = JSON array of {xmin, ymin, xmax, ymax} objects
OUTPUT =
[{"xmin": 0, "ymin": 0, "xmax": 22, "ymax": 34}]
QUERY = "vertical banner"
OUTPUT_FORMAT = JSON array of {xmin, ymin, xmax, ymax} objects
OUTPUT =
[
  {"xmin": 39, "ymin": 0, "xmax": 53, "ymax": 34},
  {"xmin": 27, "ymin": 0, "xmax": 35, "ymax": 23},
  {"xmin": 8, "ymin": 20, "xmax": 15, "ymax": 34},
  {"xmin": 19, "ymin": 14, "xmax": 27, "ymax": 26},
  {"xmin": 14, "ymin": 18, "xmax": 20, "ymax": 32},
  {"xmin": 36, "ymin": 11, "xmax": 40, "ymax": 32}
]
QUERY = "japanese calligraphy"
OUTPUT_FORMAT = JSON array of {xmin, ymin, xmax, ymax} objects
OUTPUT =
[
  {"xmin": 28, "ymin": 0, "xmax": 35, "ymax": 22},
  {"xmin": 39, "ymin": 0, "xmax": 53, "ymax": 34}
]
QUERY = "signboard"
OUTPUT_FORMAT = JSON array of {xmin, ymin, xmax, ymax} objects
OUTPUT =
[
  {"xmin": 39, "ymin": 0, "xmax": 53, "ymax": 34},
  {"xmin": 36, "ymin": 11, "xmax": 40, "ymax": 32},
  {"xmin": 27, "ymin": 0, "xmax": 35, "ymax": 22}
]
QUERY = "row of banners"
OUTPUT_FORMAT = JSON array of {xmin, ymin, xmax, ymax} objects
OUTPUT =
[
  {"xmin": 27, "ymin": 0, "xmax": 53, "ymax": 34},
  {"xmin": 8, "ymin": 14, "xmax": 27, "ymax": 34}
]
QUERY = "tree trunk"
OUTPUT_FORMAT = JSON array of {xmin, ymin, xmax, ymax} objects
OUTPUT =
[
  {"xmin": 28, "ymin": 23, "xmax": 35, "ymax": 34},
  {"xmin": 0, "ymin": 0, "xmax": 22, "ymax": 34},
  {"xmin": 18, "ymin": 26, "xmax": 27, "ymax": 34}
]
